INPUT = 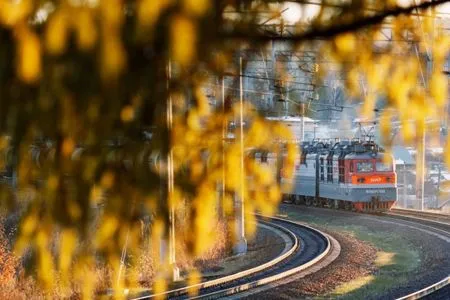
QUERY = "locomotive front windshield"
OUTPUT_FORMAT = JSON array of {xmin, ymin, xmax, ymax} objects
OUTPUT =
[
  {"xmin": 356, "ymin": 161, "xmax": 374, "ymax": 172},
  {"xmin": 376, "ymin": 161, "xmax": 393, "ymax": 172}
]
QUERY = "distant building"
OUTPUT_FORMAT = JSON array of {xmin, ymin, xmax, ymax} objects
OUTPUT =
[{"xmin": 266, "ymin": 116, "xmax": 317, "ymax": 142}]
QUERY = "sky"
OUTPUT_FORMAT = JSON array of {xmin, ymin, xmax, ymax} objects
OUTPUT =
[{"xmin": 280, "ymin": 1, "xmax": 450, "ymax": 24}]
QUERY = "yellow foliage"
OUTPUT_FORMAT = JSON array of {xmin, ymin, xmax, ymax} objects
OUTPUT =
[
  {"xmin": 47, "ymin": 175, "xmax": 59, "ymax": 191},
  {"xmin": 0, "ymin": 0, "xmax": 32, "ymax": 27},
  {"xmin": 4, "ymin": 0, "xmax": 450, "ymax": 295},
  {"xmin": 138, "ymin": 0, "xmax": 172, "ymax": 29},
  {"xmin": 68, "ymin": 199, "xmax": 82, "ymax": 220},
  {"xmin": 59, "ymin": 229, "xmax": 77, "ymax": 275},
  {"xmin": 100, "ymin": 0, "xmax": 123, "ymax": 29},
  {"xmin": 171, "ymin": 15, "xmax": 196, "ymax": 66},
  {"xmin": 21, "ymin": 215, "xmax": 37, "ymax": 236},
  {"xmin": 101, "ymin": 36, "xmax": 126, "ymax": 78},
  {"xmin": 183, "ymin": 0, "xmax": 210, "ymax": 16},
  {"xmin": 187, "ymin": 269, "xmax": 201, "ymax": 297},
  {"xmin": 38, "ymin": 249, "xmax": 55, "ymax": 289},
  {"xmin": 75, "ymin": 9, "xmax": 97, "ymax": 51},
  {"xmin": 430, "ymin": 72, "xmax": 448, "ymax": 108},
  {"xmin": 96, "ymin": 215, "xmax": 119, "ymax": 247},
  {"xmin": 153, "ymin": 277, "xmax": 167, "ymax": 300},
  {"xmin": 334, "ymin": 33, "xmax": 356, "ymax": 54},
  {"xmin": 62, "ymin": 138, "xmax": 75, "ymax": 157},
  {"xmin": 17, "ymin": 27, "xmax": 41, "ymax": 83},
  {"xmin": 121, "ymin": 105, "xmax": 135, "ymax": 123},
  {"xmin": 45, "ymin": 11, "xmax": 69, "ymax": 55},
  {"xmin": 100, "ymin": 171, "xmax": 115, "ymax": 189}
]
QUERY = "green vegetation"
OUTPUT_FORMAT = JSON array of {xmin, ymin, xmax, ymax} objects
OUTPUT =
[{"xmin": 280, "ymin": 209, "xmax": 421, "ymax": 299}]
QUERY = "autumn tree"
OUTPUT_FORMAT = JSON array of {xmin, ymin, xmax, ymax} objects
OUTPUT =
[{"xmin": 0, "ymin": 0, "xmax": 449, "ymax": 296}]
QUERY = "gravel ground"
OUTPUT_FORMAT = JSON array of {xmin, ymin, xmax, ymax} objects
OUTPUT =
[
  {"xmin": 247, "ymin": 205, "xmax": 450, "ymax": 299},
  {"xmin": 200, "ymin": 224, "xmax": 286, "ymax": 279},
  {"xmin": 246, "ymin": 229, "xmax": 378, "ymax": 299}
]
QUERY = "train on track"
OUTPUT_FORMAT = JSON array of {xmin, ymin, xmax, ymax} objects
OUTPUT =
[{"xmin": 260, "ymin": 139, "xmax": 398, "ymax": 212}]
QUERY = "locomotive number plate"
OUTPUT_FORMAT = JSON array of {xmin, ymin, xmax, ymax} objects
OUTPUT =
[{"xmin": 366, "ymin": 190, "xmax": 386, "ymax": 194}]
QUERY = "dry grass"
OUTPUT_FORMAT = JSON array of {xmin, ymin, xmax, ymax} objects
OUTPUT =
[
  {"xmin": 0, "ymin": 215, "xmax": 228, "ymax": 299},
  {"xmin": 0, "ymin": 224, "xmax": 45, "ymax": 299},
  {"xmin": 332, "ymin": 275, "xmax": 376, "ymax": 295},
  {"xmin": 137, "ymin": 219, "xmax": 228, "ymax": 287}
]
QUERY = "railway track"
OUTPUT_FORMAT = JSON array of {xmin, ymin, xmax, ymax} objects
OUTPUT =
[
  {"xmin": 262, "ymin": 204, "xmax": 450, "ymax": 299},
  {"xmin": 387, "ymin": 207, "xmax": 450, "ymax": 225},
  {"xmin": 130, "ymin": 216, "xmax": 339, "ymax": 299},
  {"xmin": 381, "ymin": 208, "xmax": 450, "ymax": 300}
]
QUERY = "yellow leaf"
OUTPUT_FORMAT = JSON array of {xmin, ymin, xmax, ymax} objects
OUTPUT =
[
  {"xmin": 153, "ymin": 277, "xmax": 167, "ymax": 299},
  {"xmin": 59, "ymin": 229, "xmax": 77, "ymax": 274},
  {"xmin": 17, "ymin": 28, "xmax": 41, "ymax": 83},
  {"xmin": 335, "ymin": 33, "xmax": 356, "ymax": 54},
  {"xmin": 47, "ymin": 175, "xmax": 59, "ymax": 191},
  {"xmin": 138, "ymin": 0, "xmax": 172, "ymax": 28},
  {"xmin": 187, "ymin": 269, "xmax": 201, "ymax": 297},
  {"xmin": 171, "ymin": 15, "xmax": 196, "ymax": 66},
  {"xmin": 100, "ymin": 171, "xmax": 115, "ymax": 189},
  {"xmin": 430, "ymin": 72, "xmax": 448, "ymax": 108},
  {"xmin": 46, "ymin": 11, "xmax": 69, "ymax": 55},
  {"xmin": 75, "ymin": 9, "xmax": 97, "ymax": 51},
  {"xmin": 62, "ymin": 138, "xmax": 75, "ymax": 157},
  {"xmin": 96, "ymin": 215, "xmax": 119, "ymax": 246},
  {"xmin": 121, "ymin": 105, "xmax": 135, "ymax": 122},
  {"xmin": 101, "ymin": 36, "xmax": 126, "ymax": 78},
  {"xmin": 21, "ymin": 214, "xmax": 37, "ymax": 236},
  {"xmin": 183, "ymin": 0, "xmax": 210, "ymax": 16},
  {"xmin": 0, "ymin": 0, "xmax": 32, "ymax": 27},
  {"xmin": 100, "ymin": 0, "xmax": 123, "ymax": 29}
]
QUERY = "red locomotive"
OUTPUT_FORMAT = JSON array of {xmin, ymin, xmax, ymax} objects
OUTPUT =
[{"xmin": 278, "ymin": 139, "xmax": 397, "ymax": 212}]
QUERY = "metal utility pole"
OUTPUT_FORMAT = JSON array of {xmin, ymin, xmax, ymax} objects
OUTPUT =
[
  {"xmin": 300, "ymin": 103, "xmax": 305, "ymax": 142},
  {"xmin": 416, "ymin": 120, "xmax": 426, "ymax": 211},
  {"xmin": 221, "ymin": 76, "xmax": 226, "ymax": 218},
  {"xmin": 234, "ymin": 56, "xmax": 247, "ymax": 255},
  {"xmin": 403, "ymin": 162, "xmax": 407, "ymax": 208},
  {"xmin": 166, "ymin": 61, "xmax": 180, "ymax": 281},
  {"xmin": 437, "ymin": 163, "xmax": 441, "ymax": 208},
  {"xmin": 414, "ymin": 8, "xmax": 435, "ymax": 211},
  {"xmin": 271, "ymin": 40, "xmax": 276, "ymax": 109}
]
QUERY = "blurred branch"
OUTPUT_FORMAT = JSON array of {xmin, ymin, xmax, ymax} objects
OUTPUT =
[{"xmin": 223, "ymin": 0, "xmax": 450, "ymax": 41}]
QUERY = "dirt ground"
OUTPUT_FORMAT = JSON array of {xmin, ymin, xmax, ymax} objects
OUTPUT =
[{"xmin": 247, "ymin": 229, "xmax": 379, "ymax": 299}]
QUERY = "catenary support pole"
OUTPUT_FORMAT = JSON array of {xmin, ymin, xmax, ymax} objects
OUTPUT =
[
  {"xmin": 234, "ymin": 56, "xmax": 247, "ymax": 255},
  {"xmin": 301, "ymin": 103, "xmax": 305, "ymax": 142},
  {"xmin": 167, "ymin": 61, "xmax": 180, "ymax": 281},
  {"xmin": 403, "ymin": 162, "xmax": 407, "ymax": 208},
  {"xmin": 221, "ymin": 76, "xmax": 226, "ymax": 218},
  {"xmin": 416, "ymin": 120, "xmax": 425, "ymax": 211}
]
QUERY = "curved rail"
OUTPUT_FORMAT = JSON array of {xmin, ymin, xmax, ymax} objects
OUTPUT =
[
  {"xmin": 131, "ymin": 218, "xmax": 299, "ymax": 299},
  {"xmin": 131, "ymin": 216, "xmax": 334, "ymax": 299},
  {"xmin": 191, "ymin": 216, "xmax": 333, "ymax": 299},
  {"xmin": 379, "ymin": 210, "xmax": 450, "ymax": 300},
  {"xmin": 389, "ymin": 207, "xmax": 450, "ymax": 225},
  {"xmin": 397, "ymin": 276, "xmax": 450, "ymax": 300}
]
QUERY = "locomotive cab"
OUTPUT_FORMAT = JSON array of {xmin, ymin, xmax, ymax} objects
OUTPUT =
[{"xmin": 344, "ymin": 150, "xmax": 397, "ymax": 211}]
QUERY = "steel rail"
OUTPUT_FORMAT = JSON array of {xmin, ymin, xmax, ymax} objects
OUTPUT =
[
  {"xmin": 397, "ymin": 276, "xmax": 450, "ymax": 300},
  {"xmin": 378, "ymin": 210, "xmax": 450, "ymax": 300},
  {"xmin": 387, "ymin": 207, "xmax": 450, "ymax": 226},
  {"xmin": 130, "ymin": 218, "xmax": 299, "ymax": 299},
  {"xmin": 189, "ymin": 215, "xmax": 333, "ymax": 299}
]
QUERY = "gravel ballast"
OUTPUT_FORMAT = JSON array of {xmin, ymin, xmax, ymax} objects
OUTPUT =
[{"xmin": 248, "ymin": 204, "xmax": 450, "ymax": 299}]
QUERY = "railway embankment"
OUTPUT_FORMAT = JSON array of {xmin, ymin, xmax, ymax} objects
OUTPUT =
[{"xmin": 249, "ymin": 204, "xmax": 450, "ymax": 300}]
